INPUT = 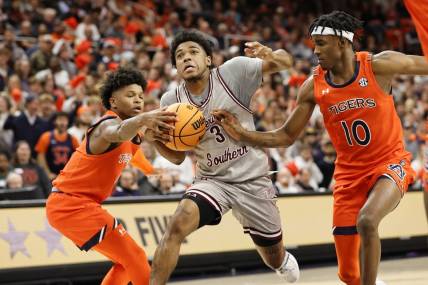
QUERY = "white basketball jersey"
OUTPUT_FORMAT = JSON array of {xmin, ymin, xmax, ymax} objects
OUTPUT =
[{"xmin": 161, "ymin": 68, "xmax": 269, "ymax": 183}]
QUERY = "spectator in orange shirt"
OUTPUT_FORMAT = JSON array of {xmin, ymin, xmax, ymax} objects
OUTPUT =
[{"xmin": 36, "ymin": 112, "xmax": 79, "ymax": 180}]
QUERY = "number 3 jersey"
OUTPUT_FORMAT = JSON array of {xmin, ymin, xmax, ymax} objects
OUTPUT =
[
  {"xmin": 161, "ymin": 57, "xmax": 269, "ymax": 183},
  {"xmin": 313, "ymin": 51, "xmax": 411, "ymax": 183}
]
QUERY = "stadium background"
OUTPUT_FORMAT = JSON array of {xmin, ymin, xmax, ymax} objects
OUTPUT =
[{"xmin": 0, "ymin": 0, "xmax": 427, "ymax": 284}]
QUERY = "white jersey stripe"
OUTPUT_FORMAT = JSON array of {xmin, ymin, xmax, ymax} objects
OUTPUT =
[{"xmin": 187, "ymin": 189, "xmax": 221, "ymax": 213}]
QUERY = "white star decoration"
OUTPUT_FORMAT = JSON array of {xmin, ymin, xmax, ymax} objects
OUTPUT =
[
  {"xmin": 36, "ymin": 220, "xmax": 67, "ymax": 257},
  {"xmin": 0, "ymin": 219, "xmax": 31, "ymax": 258}
]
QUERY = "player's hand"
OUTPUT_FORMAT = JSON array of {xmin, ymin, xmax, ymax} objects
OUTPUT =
[
  {"xmin": 141, "ymin": 107, "xmax": 177, "ymax": 134},
  {"xmin": 244, "ymin": 42, "xmax": 274, "ymax": 61},
  {"xmin": 212, "ymin": 109, "xmax": 246, "ymax": 141},
  {"xmin": 144, "ymin": 128, "xmax": 173, "ymax": 144}
]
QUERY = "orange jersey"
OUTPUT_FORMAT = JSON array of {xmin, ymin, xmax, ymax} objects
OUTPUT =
[
  {"xmin": 313, "ymin": 52, "xmax": 411, "ymax": 184},
  {"xmin": 423, "ymin": 134, "xmax": 428, "ymax": 192},
  {"xmin": 404, "ymin": 0, "xmax": 428, "ymax": 60},
  {"xmin": 53, "ymin": 111, "xmax": 141, "ymax": 202}
]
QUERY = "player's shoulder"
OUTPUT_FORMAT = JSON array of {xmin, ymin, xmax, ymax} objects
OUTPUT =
[
  {"xmin": 297, "ymin": 75, "xmax": 315, "ymax": 103},
  {"xmin": 220, "ymin": 56, "xmax": 261, "ymax": 70},
  {"xmin": 160, "ymin": 88, "xmax": 179, "ymax": 107},
  {"xmin": 39, "ymin": 131, "xmax": 51, "ymax": 141},
  {"xmin": 370, "ymin": 50, "xmax": 400, "ymax": 67}
]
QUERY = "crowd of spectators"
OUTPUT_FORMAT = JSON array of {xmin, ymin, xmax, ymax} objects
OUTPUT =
[{"xmin": 0, "ymin": 0, "xmax": 426, "ymax": 200}]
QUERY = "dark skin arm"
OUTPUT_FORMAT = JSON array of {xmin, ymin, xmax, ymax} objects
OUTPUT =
[
  {"xmin": 152, "ymin": 140, "xmax": 186, "ymax": 165},
  {"xmin": 372, "ymin": 51, "xmax": 428, "ymax": 92},
  {"xmin": 212, "ymin": 77, "xmax": 316, "ymax": 148},
  {"xmin": 89, "ymin": 108, "xmax": 176, "ymax": 155},
  {"xmin": 244, "ymin": 41, "xmax": 293, "ymax": 75}
]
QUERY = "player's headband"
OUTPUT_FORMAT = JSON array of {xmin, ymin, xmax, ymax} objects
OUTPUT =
[{"xmin": 311, "ymin": 26, "xmax": 354, "ymax": 42}]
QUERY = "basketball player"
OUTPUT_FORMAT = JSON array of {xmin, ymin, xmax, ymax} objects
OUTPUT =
[
  {"xmin": 46, "ymin": 68, "xmax": 177, "ymax": 285},
  {"xmin": 422, "ymin": 125, "xmax": 428, "ymax": 226},
  {"xmin": 404, "ymin": 0, "xmax": 428, "ymax": 233},
  {"xmin": 149, "ymin": 30, "xmax": 300, "ymax": 285},
  {"xmin": 213, "ymin": 11, "xmax": 428, "ymax": 285}
]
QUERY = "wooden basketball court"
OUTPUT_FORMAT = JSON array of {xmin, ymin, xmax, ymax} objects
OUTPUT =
[{"xmin": 171, "ymin": 256, "xmax": 428, "ymax": 284}]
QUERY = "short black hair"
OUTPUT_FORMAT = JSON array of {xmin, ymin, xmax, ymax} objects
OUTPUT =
[
  {"xmin": 100, "ymin": 67, "xmax": 147, "ymax": 110},
  {"xmin": 170, "ymin": 29, "xmax": 213, "ymax": 67},
  {"xmin": 0, "ymin": 149, "xmax": 11, "ymax": 161},
  {"xmin": 309, "ymin": 11, "xmax": 363, "ymax": 41},
  {"xmin": 54, "ymin": 111, "xmax": 69, "ymax": 121}
]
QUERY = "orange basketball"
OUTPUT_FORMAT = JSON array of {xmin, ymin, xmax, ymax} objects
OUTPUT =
[{"xmin": 164, "ymin": 103, "xmax": 206, "ymax": 151}]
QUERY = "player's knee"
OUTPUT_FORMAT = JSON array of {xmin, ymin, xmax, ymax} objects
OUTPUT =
[
  {"xmin": 165, "ymin": 213, "xmax": 194, "ymax": 242},
  {"xmin": 356, "ymin": 213, "xmax": 378, "ymax": 236},
  {"xmin": 338, "ymin": 270, "xmax": 360, "ymax": 285}
]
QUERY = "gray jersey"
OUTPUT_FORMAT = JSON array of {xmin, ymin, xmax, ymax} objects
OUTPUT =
[{"xmin": 161, "ymin": 57, "xmax": 269, "ymax": 182}]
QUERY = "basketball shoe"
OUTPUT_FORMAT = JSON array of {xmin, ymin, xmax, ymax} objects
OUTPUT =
[
  {"xmin": 376, "ymin": 279, "xmax": 387, "ymax": 285},
  {"xmin": 276, "ymin": 251, "xmax": 300, "ymax": 282}
]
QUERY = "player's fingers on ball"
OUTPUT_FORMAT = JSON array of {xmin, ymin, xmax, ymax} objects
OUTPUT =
[
  {"xmin": 161, "ymin": 115, "xmax": 178, "ymax": 122},
  {"xmin": 158, "ymin": 122, "xmax": 174, "ymax": 130}
]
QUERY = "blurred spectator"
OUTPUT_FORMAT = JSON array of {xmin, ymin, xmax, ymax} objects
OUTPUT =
[
  {"xmin": 294, "ymin": 143, "xmax": 324, "ymax": 189},
  {"xmin": 0, "ymin": 95, "xmax": 13, "ymax": 149},
  {"xmin": 6, "ymin": 172, "xmax": 24, "ymax": 189},
  {"xmin": 14, "ymin": 58, "xmax": 32, "ymax": 93},
  {"xmin": 0, "ymin": 47, "xmax": 12, "ymax": 92},
  {"xmin": 315, "ymin": 140, "xmax": 336, "ymax": 190},
  {"xmin": 294, "ymin": 167, "xmax": 319, "ymax": 193},
  {"xmin": 38, "ymin": 93, "xmax": 56, "ymax": 123},
  {"xmin": 112, "ymin": 168, "xmax": 143, "ymax": 197},
  {"xmin": 4, "ymin": 95, "xmax": 50, "ymax": 157},
  {"xmin": 30, "ymin": 34, "xmax": 54, "ymax": 74},
  {"xmin": 68, "ymin": 106, "xmax": 93, "ymax": 143},
  {"xmin": 35, "ymin": 112, "xmax": 79, "ymax": 180},
  {"xmin": 0, "ymin": 150, "xmax": 12, "ymax": 188},
  {"xmin": 148, "ymin": 172, "xmax": 176, "ymax": 195},
  {"xmin": 152, "ymin": 154, "xmax": 194, "ymax": 193},
  {"xmin": 275, "ymin": 166, "xmax": 298, "ymax": 194},
  {"xmin": 75, "ymin": 14, "xmax": 101, "ymax": 42},
  {"xmin": 12, "ymin": 140, "xmax": 51, "ymax": 197},
  {"xmin": 3, "ymin": 25, "xmax": 27, "ymax": 62}
]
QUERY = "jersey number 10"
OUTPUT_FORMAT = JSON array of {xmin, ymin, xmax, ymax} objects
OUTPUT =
[{"xmin": 340, "ymin": 119, "xmax": 371, "ymax": 146}]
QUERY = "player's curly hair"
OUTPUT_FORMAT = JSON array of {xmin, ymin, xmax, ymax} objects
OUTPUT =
[
  {"xmin": 309, "ymin": 10, "xmax": 364, "ymax": 41},
  {"xmin": 99, "ymin": 67, "xmax": 147, "ymax": 110},
  {"xmin": 170, "ymin": 29, "xmax": 213, "ymax": 67}
]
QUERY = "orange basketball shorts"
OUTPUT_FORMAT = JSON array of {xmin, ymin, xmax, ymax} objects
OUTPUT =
[
  {"xmin": 333, "ymin": 157, "xmax": 415, "ymax": 229},
  {"xmin": 46, "ymin": 192, "xmax": 118, "ymax": 251}
]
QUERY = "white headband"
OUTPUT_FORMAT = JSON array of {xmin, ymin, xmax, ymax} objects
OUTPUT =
[{"xmin": 311, "ymin": 26, "xmax": 354, "ymax": 42}]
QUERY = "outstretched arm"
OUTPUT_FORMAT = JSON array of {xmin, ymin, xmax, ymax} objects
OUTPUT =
[
  {"xmin": 100, "ymin": 108, "xmax": 176, "ymax": 143},
  {"xmin": 213, "ymin": 77, "xmax": 316, "ymax": 148},
  {"xmin": 372, "ymin": 51, "xmax": 428, "ymax": 76},
  {"xmin": 244, "ymin": 41, "xmax": 293, "ymax": 75}
]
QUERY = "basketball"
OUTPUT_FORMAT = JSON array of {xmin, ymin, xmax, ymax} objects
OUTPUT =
[{"xmin": 164, "ymin": 103, "xmax": 206, "ymax": 151}]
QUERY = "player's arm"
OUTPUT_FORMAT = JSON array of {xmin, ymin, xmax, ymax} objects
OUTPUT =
[
  {"xmin": 372, "ymin": 51, "xmax": 428, "ymax": 76},
  {"xmin": 99, "ymin": 108, "xmax": 177, "ymax": 143},
  {"xmin": 213, "ymin": 77, "xmax": 316, "ymax": 148},
  {"xmin": 244, "ymin": 41, "xmax": 293, "ymax": 74},
  {"xmin": 144, "ymin": 125, "xmax": 185, "ymax": 165},
  {"xmin": 152, "ymin": 140, "xmax": 186, "ymax": 165}
]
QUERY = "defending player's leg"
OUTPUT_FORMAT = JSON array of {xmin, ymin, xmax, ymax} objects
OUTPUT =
[
  {"xmin": 150, "ymin": 199, "xmax": 200, "ymax": 285},
  {"xmin": 254, "ymin": 240, "xmax": 299, "ymax": 283},
  {"xmin": 334, "ymin": 232, "xmax": 360, "ymax": 285},
  {"xmin": 424, "ymin": 190, "xmax": 428, "ymax": 231},
  {"xmin": 94, "ymin": 224, "xmax": 151, "ymax": 285},
  {"xmin": 356, "ymin": 177, "xmax": 401, "ymax": 285},
  {"xmin": 101, "ymin": 264, "xmax": 128, "ymax": 285}
]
